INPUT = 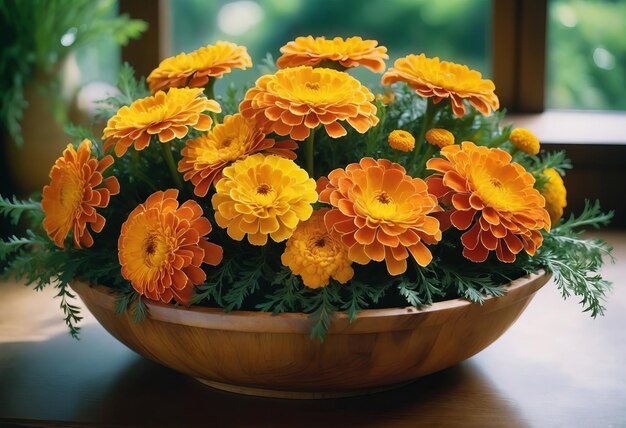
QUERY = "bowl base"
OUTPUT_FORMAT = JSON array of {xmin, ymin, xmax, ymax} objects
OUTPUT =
[{"xmin": 194, "ymin": 377, "xmax": 414, "ymax": 399}]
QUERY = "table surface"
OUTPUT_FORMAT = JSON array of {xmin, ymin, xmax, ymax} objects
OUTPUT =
[{"xmin": 1, "ymin": 231, "xmax": 625, "ymax": 428}]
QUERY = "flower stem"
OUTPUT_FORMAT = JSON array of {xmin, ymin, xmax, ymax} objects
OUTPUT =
[
  {"xmin": 160, "ymin": 141, "xmax": 183, "ymax": 190},
  {"xmin": 205, "ymin": 78, "xmax": 219, "ymax": 127},
  {"xmin": 305, "ymin": 128, "xmax": 316, "ymax": 178},
  {"xmin": 412, "ymin": 98, "xmax": 438, "ymax": 175}
]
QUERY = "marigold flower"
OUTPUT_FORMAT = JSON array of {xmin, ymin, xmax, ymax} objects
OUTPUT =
[
  {"xmin": 281, "ymin": 209, "xmax": 354, "ymax": 288},
  {"xmin": 240, "ymin": 66, "xmax": 379, "ymax": 140},
  {"xmin": 212, "ymin": 154, "xmax": 318, "ymax": 245},
  {"xmin": 276, "ymin": 36, "xmax": 388, "ymax": 73},
  {"xmin": 426, "ymin": 128, "xmax": 455, "ymax": 148},
  {"xmin": 42, "ymin": 139, "xmax": 120, "ymax": 249},
  {"xmin": 509, "ymin": 128, "xmax": 540, "ymax": 155},
  {"xmin": 382, "ymin": 54, "xmax": 499, "ymax": 117},
  {"xmin": 388, "ymin": 130, "xmax": 415, "ymax": 152},
  {"xmin": 541, "ymin": 168, "xmax": 567, "ymax": 223},
  {"xmin": 103, "ymin": 87, "xmax": 221, "ymax": 157},
  {"xmin": 178, "ymin": 114, "xmax": 298, "ymax": 197},
  {"xmin": 376, "ymin": 90, "xmax": 395, "ymax": 105},
  {"xmin": 147, "ymin": 41, "xmax": 252, "ymax": 93},
  {"xmin": 426, "ymin": 141, "xmax": 550, "ymax": 263},
  {"xmin": 319, "ymin": 158, "xmax": 442, "ymax": 276},
  {"xmin": 118, "ymin": 189, "xmax": 223, "ymax": 305}
]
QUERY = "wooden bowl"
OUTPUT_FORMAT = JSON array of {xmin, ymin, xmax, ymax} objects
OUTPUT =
[{"xmin": 71, "ymin": 272, "xmax": 550, "ymax": 399}]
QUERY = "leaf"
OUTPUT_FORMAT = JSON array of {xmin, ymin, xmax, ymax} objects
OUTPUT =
[{"xmin": 0, "ymin": 195, "xmax": 42, "ymax": 225}]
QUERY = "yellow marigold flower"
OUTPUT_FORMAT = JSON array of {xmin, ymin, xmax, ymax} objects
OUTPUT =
[
  {"xmin": 118, "ymin": 189, "xmax": 223, "ymax": 305},
  {"xmin": 178, "ymin": 114, "xmax": 298, "ymax": 197},
  {"xmin": 376, "ymin": 90, "xmax": 395, "ymax": 105},
  {"xmin": 541, "ymin": 168, "xmax": 567, "ymax": 223},
  {"xmin": 426, "ymin": 128, "xmax": 455, "ymax": 148},
  {"xmin": 147, "ymin": 41, "xmax": 252, "ymax": 93},
  {"xmin": 240, "ymin": 66, "xmax": 379, "ymax": 140},
  {"xmin": 319, "ymin": 158, "xmax": 442, "ymax": 276},
  {"xmin": 382, "ymin": 54, "xmax": 499, "ymax": 117},
  {"xmin": 42, "ymin": 139, "xmax": 120, "ymax": 248},
  {"xmin": 426, "ymin": 142, "xmax": 550, "ymax": 263},
  {"xmin": 276, "ymin": 36, "xmax": 388, "ymax": 73},
  {"xmin": 388, "ymin": 130, "xmax": 415, "ymax": 152},
  {"xmin": 103, "ymin": 87, "xmax": 221, "ymax": 157},
  {"xmin": 281, "ymin": 209, "xmax": 354, "ymax": 288},
  {"xmin": 212, "ymin": 154, "xmax": 318, "ymax": 246},
  {"xmin": 509, "ymin": 128, "xmax": 540, "ymax": 155}
]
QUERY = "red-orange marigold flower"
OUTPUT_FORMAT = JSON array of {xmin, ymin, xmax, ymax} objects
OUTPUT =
[
  {"xmin": 381, "ymin": 54, "xmax": 499, "ymax": 117},
  {"xmin": 426, "ymin": 141, "xmax": 550, "ymax": 263},
  {"xmin": 147, "ymin": 41, "xmax": 252, "ymax": 93},
  {"xmin": 42, "ymin": 139, "xmax": 120, "ymax": 248},
  {"xmin": 103, "ymin": 87, "xmax": 221, "ymax": 157},
  {"xmin": 319, "ymin": 158, "xmax": 442, "ymax": 276},
  {"xmin": 276, "ymin": 36, "xmax": 388, "ymax": 73},
  {"xmin": 118, "ymin": 189, "xmax": 223, "ymax": 305},
  {"xmin": 178, "ymin": 114, "xmax": 298, "ymax": 197},
  {"xmin": 240, "ymin": 66, "xmax": 379, "ymax": 140}
]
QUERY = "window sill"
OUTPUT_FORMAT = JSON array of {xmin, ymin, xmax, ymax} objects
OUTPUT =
[{"xmin": 505, "ymin": 110, "xmax": 626, "ymax": 145}]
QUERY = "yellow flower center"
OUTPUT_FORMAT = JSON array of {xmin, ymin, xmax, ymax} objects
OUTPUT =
[
  {"xmin": 472, "ymin": 168, "xmax": 523, "ymax": 212},
  {"xmin": 142, "ymin": 230, "xmax": 172, "ymax": 268},
  {"xmin": 59, "ymin": 170, "xmax": 85, "ymax": 216},
  {"xmin": 366, "ymin": 191, "xmax": 398, "ymax": 220}
]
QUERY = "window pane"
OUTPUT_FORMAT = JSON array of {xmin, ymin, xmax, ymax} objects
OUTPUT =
[
  {"xmin": 547, "ymin": 0, "xmax": 626, "ymax": 111},
  {"xmin": 170, "ymin": 0, "xmax": 491, "ymax": 92}
]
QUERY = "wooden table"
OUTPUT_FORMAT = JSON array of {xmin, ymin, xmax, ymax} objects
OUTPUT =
[{"xmin": 1, "ymin": 231, "xmax": 625, "ymax": 427}]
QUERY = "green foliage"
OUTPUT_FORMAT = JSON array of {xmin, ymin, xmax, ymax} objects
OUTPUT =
[
  {"xmin": 0, "ymin": 0, "xmax": 146, "ymax": 145},
  {"xmin": 531, "ymin": 201, "xmax": 614, "ymax": 317},
  {"xmin": 96, "ymin": 63, "xmax": 149, "ymax": 119},
  {"xmin": 0, "ymin": 195, "xmax": 42, "ymax": 225}
]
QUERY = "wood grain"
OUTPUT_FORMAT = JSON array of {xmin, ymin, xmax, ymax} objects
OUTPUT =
[{"xmin": 70, "ymin": 272, "xmax": 549, "ymax": 398}]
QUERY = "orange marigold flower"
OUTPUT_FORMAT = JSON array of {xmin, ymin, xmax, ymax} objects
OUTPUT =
[
  {"xmin": 319, "ymin": 158, "xmax": 442, "ymax": 276},
  {"xmin": 541, "ymin": 168, "xmax": 567, "ymax": 223},
  {"xmin": 118, "ymin": 189, "xmax": 223, "ymax": 305},
  {"xmin": 426, "ymin": 128, "xmax": 455, "ymax": 148},
  {"xmin": 147, "ymin": 41, "xmax": 252, "ymax": 93},
  {"xmin": 240, "ymin": 66, "xmax": 379, "ymax": 140},
  {"xmin": 281, "ymin": 209, "xmax": 354, "ymax": 288},
  {"xmin": 276, "ymin": 36, "xmax": 388, "ymax": 73},
  {"xmin": 381, "ymin": 54, "xmax": 499, "ymax": 117},
  {"xmin": 509, "ymin": 128, "xmax": 540, "ymax": 155},
  {"xmin": 426, "ymin": 141, "xmax": 550, "ymax": 263},
  {"xmin": 178, "ymin": 114, "xmax": 298, "ymax": 197},
  {"xmin": 212, "ymin": 154, "xmax": 318, "ymax": 246},
  {"xmin": 103, "ymin": 87, "xmax": 221, "ymax": 157},
  {"xmin": 42, "ymin": 139, "xmax": 120, "ymax": 248},
  {"xmin": 388, "ymin": 130, "xmax": 415, "ymax": 152},
  {"xmin": 375, "ymin": 90, "xmax": 395, "ymax": 105}
]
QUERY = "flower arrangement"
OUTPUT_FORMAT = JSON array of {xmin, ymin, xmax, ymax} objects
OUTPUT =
[{"xmin": 0, "ymin": 37, "xmax": 613, "ymax": 341}]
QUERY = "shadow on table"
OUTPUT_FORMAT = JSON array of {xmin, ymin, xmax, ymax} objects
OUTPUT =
[{"xmin": 1, "ymin": 323, "xmax": 528, "ymax": 427}]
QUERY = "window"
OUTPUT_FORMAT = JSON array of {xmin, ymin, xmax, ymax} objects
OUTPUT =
[
  {"xmin": 169, "ymin": 0, "xmax": 492, "ymax": 90},
  {"xmin": 547, "ymin": 0, "xmax": 626, "ymax": 111}
]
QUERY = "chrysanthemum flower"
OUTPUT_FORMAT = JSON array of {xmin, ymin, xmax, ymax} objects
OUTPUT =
[
  {"xmin": 281, "ymin": 209, "xmax": 354, "ymax": 288},
  {"xmin": 239, "ymin": 66, "xmax": 379, "ymax": 140},
  {"xmin": 426, "ymin": 128, "xmax": 455, "ymax": 148},
  {"xmin": 541, "ymin": 168, "xmax": 567, "ymax": 223},
  {"xmin": 42, "ymin": 139, "xmax": 120, "ymax": 249},
  {"xmin": 103, "ymin": 87, "xmax": 221, "ymax": 157},
  {"xmin": 319, "ymin": 158, "xmax": 441, "ymax": 276},
  {"xmin": 147, "ymin": 41, "xmax": 252, "ymax": 93},
  {"xmin": 426, "ymin": 141, "xmax": 550, "ymax": 263},
  {"xmin": 509, "ymin": 128, "xmax": 540, "ymax": 155},
  {"xmin": 276, "ymin": 36, "xmax": 388, "ymax": 73},
  {"xmin": 178, "ymin": 114, "xmax": 298, "ymax": 197},
  {"xmin": 388, "ymin": 130, "xmax": 415, "ymax": 152},
  {"xmin": 212, "ymin": 154, "xmax": 318, "ymax": 245},
  {"xmin": 118, "ymin": 189, "xmax": 223, "ymax": 305},
  {"xmin": 381, "ymin": 54, "xmax": 499, "ymax": 117}
]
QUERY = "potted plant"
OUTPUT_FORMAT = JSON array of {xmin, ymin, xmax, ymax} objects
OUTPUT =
[
  {"xmin": 0, "ymin": 37, "xmax": 613, "ymax": 398},
  {"xmin": 0, "ymin": 0, "xmax": 146, "ymax": 193}
]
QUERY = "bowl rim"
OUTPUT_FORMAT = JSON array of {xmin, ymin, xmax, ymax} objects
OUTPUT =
[{"xmin": 72, "ymin": 270, "xmax": 549, "ymax": 334}]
